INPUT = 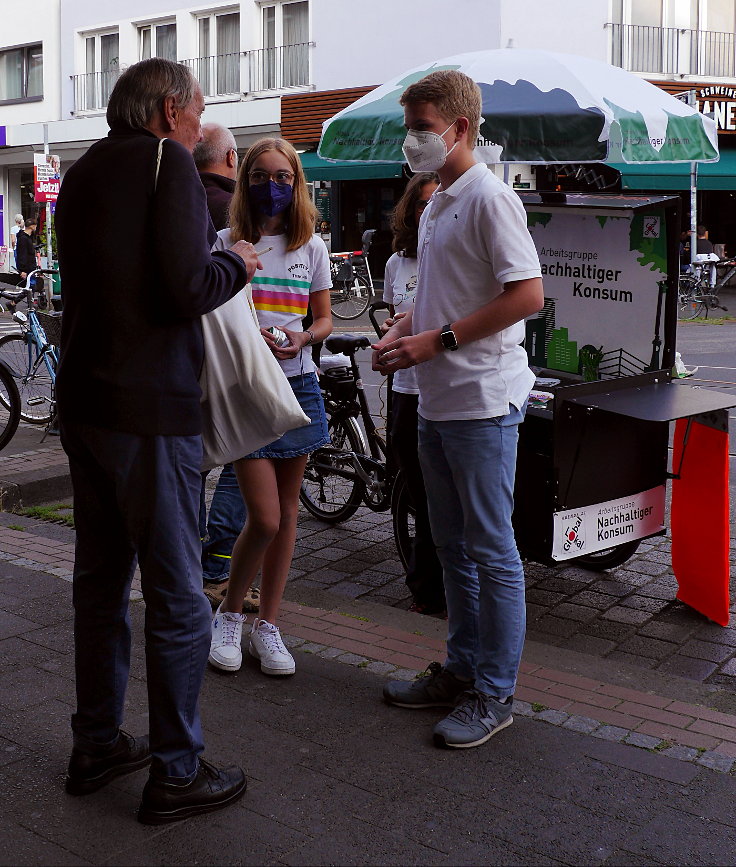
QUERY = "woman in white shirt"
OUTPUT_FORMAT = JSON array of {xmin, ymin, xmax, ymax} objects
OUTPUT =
[{"xmin": 383, "ymin": 172, "xmax": 446, "ymax": 617}]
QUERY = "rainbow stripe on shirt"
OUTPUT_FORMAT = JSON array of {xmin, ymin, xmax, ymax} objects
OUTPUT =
[{"xmin": 251, "ymin": 276, "xmax": 310, "ymax": 316}]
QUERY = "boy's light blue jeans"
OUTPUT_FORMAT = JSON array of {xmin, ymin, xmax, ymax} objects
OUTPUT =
[{"xmin": 418, "ymin": 406, "xmax": 526, "ymax": 700}]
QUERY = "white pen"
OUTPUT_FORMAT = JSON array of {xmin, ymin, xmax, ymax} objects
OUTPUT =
[{"xmin": 255, "ymin": 246, "xmax": 273, "ymax": 256}]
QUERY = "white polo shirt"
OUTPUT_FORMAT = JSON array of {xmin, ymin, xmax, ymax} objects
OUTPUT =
[{"xmin": 413, "ymin": 162, "xmax": 541, "ymax": 422}]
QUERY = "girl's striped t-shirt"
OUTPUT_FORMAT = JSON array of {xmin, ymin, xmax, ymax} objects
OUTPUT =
[{"xmin": 214, "ymin": 230, "xmax": 332, "ymax": 378}]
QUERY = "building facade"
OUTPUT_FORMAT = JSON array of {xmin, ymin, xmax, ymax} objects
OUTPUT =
[{"xmin": 1, "ymin": 0, "xmax": 736, "ymax": 269}]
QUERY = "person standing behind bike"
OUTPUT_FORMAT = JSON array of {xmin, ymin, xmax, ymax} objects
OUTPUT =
[
  {"xmin": 208, "ymin": 137, "xmax": 332, "ymax": 677},
  {"xmin": 383, "ymin": 171, "xmax": 445, "ymax": 617}
]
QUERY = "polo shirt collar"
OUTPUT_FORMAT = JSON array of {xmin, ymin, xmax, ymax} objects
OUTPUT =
[{"xmin": 437, "ymin": 161, "xmax": 488, "ymax": 198}]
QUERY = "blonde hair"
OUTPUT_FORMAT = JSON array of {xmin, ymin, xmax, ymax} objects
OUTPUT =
[
  {"xmin": 400, "ymin": 70, "xmax": 482, "ymax": 144},
  {"xmin": 229, "ymin": 137, "xmax": 316, "ymax": 252}
]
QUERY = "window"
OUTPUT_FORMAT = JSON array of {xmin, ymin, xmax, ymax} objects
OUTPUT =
[
  {"xmin": 0, "ymin": 43, "xmax": 43, "ymax": 103},
  {"xmin": 197, "ymin": 11, "xmax": 240, "ymax": 95},
  {"xmin": 83, "ymin": 31, "xmax": 119, "ymax": 110},
  {"xmin": 706, "ymin": 0, "xmax": 735, "ymax": 32},
  {"xmin": 259, "ymin": 1, "xmax": 309, "ymax": 89},
  {"xmin": 139, "ymin": 22, "xmax": 177, "ymax": 62}
]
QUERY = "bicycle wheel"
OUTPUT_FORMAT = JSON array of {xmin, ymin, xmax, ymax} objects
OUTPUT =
[
  {"xmin": 391, "ymin": 471, "xmax": 415, "ymax": 572},
  {"xmin": 0, "ymin": 361, "xmax": 21, "ymax": 451},
  {"xmin": 678, "ymin": 277, "xmax": 706, "ymax": 320},
  {"xmin": 572, "ymin": 539, "xmax": 640, "ymax": 571},
  {"xmin": 0, "ymin": 334, "xmax": 55, "ymax": 423},
  {"xmin": 300, "ymin": 416, "xmax": 366, "ymax": 522},
  {"xmin": 331, "ymin": 273, "xmax": 372, "ymax": 320}
]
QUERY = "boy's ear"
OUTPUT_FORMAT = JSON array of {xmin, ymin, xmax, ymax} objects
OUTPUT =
[{"xmin": 454, "ymin": 116, "xmax": 471, "ymax": 141}]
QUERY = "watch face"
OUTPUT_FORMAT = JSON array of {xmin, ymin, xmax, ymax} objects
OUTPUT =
[{"xmin": 441, "ymin": 328, "xmax": 458, "ymax": 350}]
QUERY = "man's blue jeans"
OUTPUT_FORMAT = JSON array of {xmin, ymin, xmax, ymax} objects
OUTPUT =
[
  {"xmin": 199, "ymin": 463, "xmax": 246, "ymax": 581},
  {"xmin": 418, "ymin": 407, "xmax": 526, "ymax": 700},
  {"xmin": 62, "ymin": 421, "xmax": 210, "ymax": 781}
]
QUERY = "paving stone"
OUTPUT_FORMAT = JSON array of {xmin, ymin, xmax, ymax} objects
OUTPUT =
[
  {"xmin": 680, "ymin": 639, "xmax": 734, "ymax": 663},
  {"xmin": 620, "ymin": 560, "xmax": 670, "ymax": 577},
  {"xmin": 298, "ymin": 641, "xmax": 327, "ymax": 654},
  {"xmin": 525, "ymin": 588, "xmax": 568, "ymax": 607},
  {"xmin": 590, "ymin": 579, "xmax": 635, "ymax": 597},
  {"xmin": 569, "ymin": 590, "xmax": 619, "ymax": 610},
  {"xmin": 562, "ymin": 715, "xmax": 600, "ymax": 734},
  {"xmin": 318, "ymin": 647, "xmax": 345, "ymax": 660},
  {"xmin": 601, "ymin": 606, "xmax": 653, "ymax": 626},
  {"xmin": 390, "ymin": 668, "xmax": 420, "ymax": 681},
  {"xmin": 349, "ymin": 569, "xmax": 399, "ymax": 588},
  {"xmin": 636, "ymin": 582, "xmax": 679, "ymax": 600},
  {"xmin": 619, "ymin": 595, "xmax": 671, "ymax": 614},
  {"xmin": 624, "ymin": 732, "xmax": 663, "ymax": 750},
  {"xmin": 525, "ymin": 603, "xmax": 548, "ymax": 623},
  {"xmin": 616, "ymin": 635, "xmax": 679, "ymax": 661},
  {"xmin": 282, "ymin": 635, "xmax": 306, "ymax": 648},
  {"xmin": 512, "ymin": 699, "xmax": 534, "ymax": 717},
  {"xmin": 609, "ymin": 570, "xmax": 656, "ymax": 588},
  {"xmin": 696, "ymin": 752, "xmax": 736, "ymax": 773},
  {"xmin": 695, "ymin": 625, "xmax": 736, "ymax": 646},
  {"xmin": 591, "ymin": 725, "xmax": 630, "ymax": 742},
  {"xmin": 717, "ymin": 658, "xmax": 736, "ymax": 677},
  {"xmin": 338, "ymin": 652, "xmax": 369, "ymax": 666},
  {"xmin": 637, "ymin": 620, "xmax": 697, "ymax": 643},
  {"xmin": 580, "ymin": 619, "xmax": 637, "ymax": 643},
  {"xmin": 549, "ymin": 603, "xmax": 599, "ymax": 623},
  {"xmin": 656, "ymin": 655, "xmax": 718, "ymax": 681},
  {"xmin": 536, "ymin": 709, "xmax": 569, "ymax": 725},
  {"xmin": 365, "ymin": 661, "xmax": 397, "ymax": 676},
  {"xmin": 328, "ymin": 582, "xmax": 372, "ymax": 599},
  {"xmin": 661, "ymin": 745, "xmax": 699, "ymax": 762}
]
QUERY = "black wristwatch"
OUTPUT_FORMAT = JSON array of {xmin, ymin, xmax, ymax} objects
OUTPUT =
[{"xmin": 440, "ymin": 323, "xmax": 459, "ymax": 351}]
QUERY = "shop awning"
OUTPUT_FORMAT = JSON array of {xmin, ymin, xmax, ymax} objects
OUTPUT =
[
  {"xmin": 299, "ymin": 151, "xmax": 403, "ymax": 181},
  {"xmin": 610, "ymin": 148, "xmax": 736, "ymax": 191}
]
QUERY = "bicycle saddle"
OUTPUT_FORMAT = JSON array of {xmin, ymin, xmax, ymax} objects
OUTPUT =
[{"xmin": 325, "ymin": 334, "xmax": 371, "ymax": 355}]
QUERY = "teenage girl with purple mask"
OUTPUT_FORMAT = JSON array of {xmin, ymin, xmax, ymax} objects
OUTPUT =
[{"xmin": 208, "ymin": 137, "xmax": 332, "ymax": 677}]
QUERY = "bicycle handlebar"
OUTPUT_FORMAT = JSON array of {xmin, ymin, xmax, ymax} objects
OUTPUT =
[{"xmin": 0, "ymin": 267, "xmax": 57, "ymax": 302}]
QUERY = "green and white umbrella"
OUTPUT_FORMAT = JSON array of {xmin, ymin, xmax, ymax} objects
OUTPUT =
[{"xmin": 318, "ymin": 49, "xmax": 719, "ymax": 165}]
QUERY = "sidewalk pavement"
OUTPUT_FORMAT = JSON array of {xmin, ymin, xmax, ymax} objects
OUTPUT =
[{"xmin": 3, "ymin": 512, "xmax": 736, "ymax": 863}]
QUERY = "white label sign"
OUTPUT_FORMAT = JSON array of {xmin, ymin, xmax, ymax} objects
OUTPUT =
[{"xmin": 552, "ymin": 486, "xmax": 666, "ymax": 561}]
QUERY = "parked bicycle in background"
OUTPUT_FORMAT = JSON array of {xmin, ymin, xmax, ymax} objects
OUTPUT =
[
  {"xmin": 0, "ymin": 267, "xmax": 61, "ymax": 431},
  {"xmin": 678, "ymin": 253, "xmax": 732, "ymax": 320},
  {"xmin": 328, "ymin": 229, "xmax": 376, "ymax": 320}
]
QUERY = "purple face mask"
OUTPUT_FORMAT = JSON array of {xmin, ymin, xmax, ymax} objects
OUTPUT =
[{"xmin": 250, "ymin": 180, "xmax": 293, "ymax": 217}]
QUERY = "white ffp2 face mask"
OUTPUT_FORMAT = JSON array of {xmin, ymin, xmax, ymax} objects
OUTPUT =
[{"xmin": 402, "ymin": 121, "xmax": 458, "ymax": 172}]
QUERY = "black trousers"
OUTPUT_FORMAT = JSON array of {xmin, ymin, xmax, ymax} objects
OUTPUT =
[{"xmin": 390, "ymin": 392, "xmax": 446, "ymax": 611}]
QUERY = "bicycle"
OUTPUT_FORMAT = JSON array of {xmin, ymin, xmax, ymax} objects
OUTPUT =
[
  {"xmin": 0, "ymin": 268, "xmax": 61, "ymax": 427},
  {"xmin": 678, "ymin": 256, "xmax": 732, "ymax": 320},
  {"xmin": 328, "ymin": 229, "xmax": 376, "ymax": 320},
  {"xmin": 300, "ymin": 301, "xmax": 414, "ymax": 543}
]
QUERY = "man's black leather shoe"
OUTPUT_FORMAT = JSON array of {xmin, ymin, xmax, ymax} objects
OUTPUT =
[
  {"xmin": 137, "ymin": 758, "xmax": 247, "ymax": 825},
  {"xmin": 65, "ymin": 730, "xmax": 151, "ymax": 796}
]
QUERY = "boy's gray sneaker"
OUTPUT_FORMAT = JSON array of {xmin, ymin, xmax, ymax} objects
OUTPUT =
[
  {"xmin": 383, "ymin": 662, "xmax": 469, "ymax": 708},
  {"xmin": 433, "ymin": 689, "xmax": 513, "ymax": 748}
]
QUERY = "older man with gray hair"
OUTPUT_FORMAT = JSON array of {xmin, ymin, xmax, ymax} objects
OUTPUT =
[
  {"xmin": 193, "ymin": 123, "xmax": 238, "ymax": 231},
  {"xmin": 55, "ymin": 58, "xmax": 260, "ymax": 824}
]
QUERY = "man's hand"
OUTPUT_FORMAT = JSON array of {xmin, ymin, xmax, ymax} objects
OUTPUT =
[
  {"xmin": 229, "ymin": 240, "xmax": 263, "ymax": 283},
  {"xmin": 371, "ymin": 329, "xmax": 442, "ymax": 374}
]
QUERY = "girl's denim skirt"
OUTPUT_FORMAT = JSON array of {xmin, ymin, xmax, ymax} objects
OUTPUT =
[{"xmin": 245, "ymin": 372, "xmax": 330, "ymax": 460}]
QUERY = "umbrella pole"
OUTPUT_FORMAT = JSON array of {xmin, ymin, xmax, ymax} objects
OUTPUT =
[{"xmin": 690, "ymin": 162, "xmax": 698, "ymax": 269}]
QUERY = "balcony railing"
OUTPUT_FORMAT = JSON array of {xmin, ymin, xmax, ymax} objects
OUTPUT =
[
  {"xmin": 609, "ymin": 23, "xmax": 736, "ymax": 78},
  {"xmin": 72, "ymin": 68, "xmax": 122, "ymax": 113},
  {"xmin": 72, "ymin": 43, "xmax": 313, "ymax": 114}
]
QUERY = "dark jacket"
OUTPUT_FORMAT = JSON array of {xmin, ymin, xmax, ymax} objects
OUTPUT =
[
  {"xmin": 55, "ymin": 126, "xmax": 247, "ymax": 436},
  {"xmin": 199, "ymin": 172, "xmax": 235, "ymax": 232},
  {"xmin": 14, "ymin": 230, "xmax": 36, "ymax": 275}
]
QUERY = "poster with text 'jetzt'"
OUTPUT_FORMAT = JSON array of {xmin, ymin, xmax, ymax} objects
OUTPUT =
[{"xmin": 526, "ymin": 209, "xmax": 667, "ymax": 379}]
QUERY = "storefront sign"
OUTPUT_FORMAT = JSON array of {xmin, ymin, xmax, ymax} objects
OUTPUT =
[
  {"xmin": 654, "ymin": 81, "xmax": 736, "ymax": 134},
  {"xmin": 552, "ymin": 485, "xmax": 666, "ymax": 561},
  {"xmin": 34, "ymin": 153, "xmax": 60, "ymax": 203},
  {"xmin": 526, "ymin": 208, "xmax": 667, "ymax": 376},
  {"xmin": 0, "ymin": 246, "xmax": 7, "ymax": 267}
]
